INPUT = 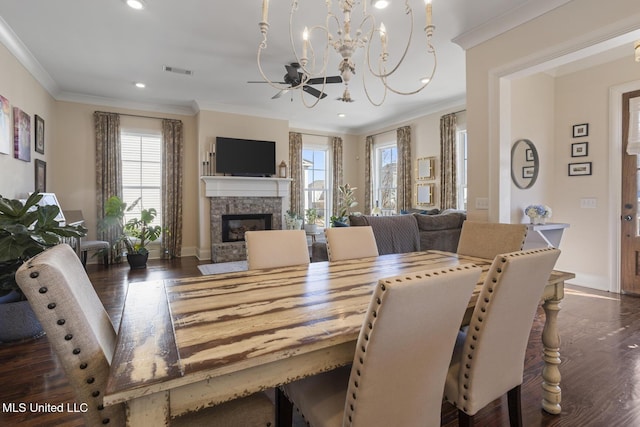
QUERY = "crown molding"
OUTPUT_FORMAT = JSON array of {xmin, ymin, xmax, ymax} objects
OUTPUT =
[
  {"xmin": 452, "ymin": 0, "xmax": 571, "ymax": 50},
  {"xmin": 0, "ymin": 15, "xmax": 60, "ymax": 96},
  {"xmin": 56, "ymin": 91, "xmax": 197, "ymax": 116}
]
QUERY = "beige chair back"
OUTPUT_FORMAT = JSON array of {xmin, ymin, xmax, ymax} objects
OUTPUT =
[
  {"xmin": 15, "ymin": 244, "xmax": 125, "ymax": 426},
  {"xmin": 456, "ymin": 221, "xmax": 528, "ymax": 260},
  {"xmin": 245, "ymin": 229, "xmax": 310, "ymax": 270},
  {"xmin": 345, "ymin": 264, "xmax": 481, "ymax": 426},
  {"xmin": 445, "ymin": 247, "xmax": 560, "ymax": 415},
  {"xmin": 325, "ymin": 226, "xmax": 379, "ymax": 262}
]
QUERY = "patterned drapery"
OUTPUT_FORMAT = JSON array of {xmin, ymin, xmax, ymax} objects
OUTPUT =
[
  {"xmin": 440, "ymin": 113, "xmax": 458, "ymax": 209},
  {"xmin": 94, "ymin": 111, "xmax": 121, "ymax": 264},
  {"xmin": 364, "ymin": 135, "xmax": 374, "ymax": 214},
  {"xmin": 396, "ymin": 126, "xmax": 412, "ymax": 212},
  {"xmin": 289, "ymin": 132, "xmax": 304, "ymax": 216},
  {"xmin": 331, "ymin": 136, "xmax": 343, "ymax": 216},
  {"xmin": 161, "ymin": 119, "xmax": 183, "ymax": 258}
]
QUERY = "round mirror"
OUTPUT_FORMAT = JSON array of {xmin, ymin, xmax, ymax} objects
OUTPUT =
[{"xmin": 511, "ymin": 139, "xmax": 539, "ymax": 190}]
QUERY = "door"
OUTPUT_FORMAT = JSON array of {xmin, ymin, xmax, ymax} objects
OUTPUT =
[{"xmin": 621, "ymin": 90, "xmax": 640, "ymax": 294}]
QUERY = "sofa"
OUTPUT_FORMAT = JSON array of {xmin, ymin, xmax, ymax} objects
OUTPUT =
[{"xmin": 311, "ymin": 209, "xmax": 467, "ymax": 262}]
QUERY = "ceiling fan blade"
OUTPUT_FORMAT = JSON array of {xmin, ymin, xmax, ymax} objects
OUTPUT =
[
  {"xmin": 302, "ymin": 85, "xmax": 327, "ymax": 99},
  {"xmin": 271, "ymin": 89, "xmax": 290, "ymax": 99},
  {"xmin": 285, "ymin": 64, "xmax": 299, "ymax": 81},
  {"xmin": 306, "ymin": 76, "xmax": 343, "ymax": 85},
  {"xmin": 247, "ymin": 81, "xmax": 287, "ymax": 84}
]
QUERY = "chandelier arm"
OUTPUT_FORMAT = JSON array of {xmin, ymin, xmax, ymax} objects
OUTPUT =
[
  {"xmin": 257, "ymin": 42, "xmax": 300, "ymax": 92},
  {"xmin": 299, "ymin": 87, "xmax": 325, "ymax": 109},
  {"xmin": 365, "ymin": 3, "xmax": 415, "ymax": 79},
  {"xmin": 380, "ymin": 50, "xmax": 437, "ymax": 96},
  {"xmin": 361, "ymin": 57, "xmax": 387, "ymax": 107}
]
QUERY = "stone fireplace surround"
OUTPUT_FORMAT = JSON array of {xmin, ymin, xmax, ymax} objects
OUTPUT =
[{"xmin": 202, "ymin": 176, "xmax": 291, "ymax": 263}]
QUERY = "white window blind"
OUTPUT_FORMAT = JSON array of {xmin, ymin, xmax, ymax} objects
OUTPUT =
[
  {"xmin": 628, "ymin": 97, "xmax": 640, "ymax": 155},
  {"xmin": 121, "ymin": 131, "xmax": 162, "ymax": 227}
]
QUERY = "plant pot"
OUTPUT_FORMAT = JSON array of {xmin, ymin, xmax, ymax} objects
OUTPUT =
[
  {"xmin": 304, "ymin": 224, "xmax": 318, "ymax": 234},
  {"xmin": 127, "ymin": 252, "xmax": 149, "ymax": 269},
  {"xmin": 0, "ymin": 299, "xmax": 44, "ymax": 343}
]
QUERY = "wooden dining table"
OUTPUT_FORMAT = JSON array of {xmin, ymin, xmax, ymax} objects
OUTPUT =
[{"xmin": 104, "ymin": 250, "xmax": 574, "ymax": 425}]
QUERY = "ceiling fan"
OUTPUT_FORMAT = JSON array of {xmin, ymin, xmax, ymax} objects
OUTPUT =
[{"xmin": 248, "ymin": 63, "xmax": 342, "ymax": 100}]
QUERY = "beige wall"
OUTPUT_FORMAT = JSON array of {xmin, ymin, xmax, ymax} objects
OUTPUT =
[
  {"xmin": 466, "ymin": 0, "xmax": 640, "ymax": 290},
  {"xmin": 0, "ymin": 42, "xmax": 56, "ymax": 198}
]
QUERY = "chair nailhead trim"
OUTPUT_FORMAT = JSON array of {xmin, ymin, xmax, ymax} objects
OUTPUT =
[
  {"xmin": 92, "ymin": 391, "xmax": 100, "ymax": 397},
  {"xmin": 80, "ymin": 363, "xmax": 88, "ymax": 369},
  {"xmin": 73, "ymin": 348, "xmax": 81, "ymax": 355},
  {"xmin": 64, "ymin": 334, "xmax": 73, "ymax": 341},
  {"xmin": 30, "ymin": 271, "xmax": 39, "ymax": 278},
  {"xmin": 57, "ymin": 319, "xmax": 66, "ymax": 325},
  {"xmin": 47, "ymin": 303, "xmax": 56, "ymax": 309},
  {"xmin": 38, "ymin": 287, "xmax": 48, "ymax": 294},
  {"xmin": 102, "ymin": 418, "xmax": 110, "ymax": 424},
  {"xmin": 98, "ymin": 404, "xmax": 104, "ymax": 410},
  {"xmin": 87, "ymin": 377, "xmax": 95, "ymax": 384}
]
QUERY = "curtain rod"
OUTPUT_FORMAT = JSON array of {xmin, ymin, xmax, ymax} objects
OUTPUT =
[{"xmin": 95, "ymin": 111, "xmax": 182, "ymax": 122}]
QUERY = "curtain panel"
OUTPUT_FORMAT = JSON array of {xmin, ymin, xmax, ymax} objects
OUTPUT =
[
  {"xmin": 331, "ymin": 137, "xmax": 344, "ymax": 217},
  {"xmin": 289, "ymin": 132, "xmax": 304, "ymax": 216},
  {"xmin": 396, "ymin": 126, "xmax": 412, "ymax": 212},
  {"xmin": 94, "ymin": 111, "xmax": 121, "ymax": 264},
  {"xmin": 440, "ymin": 113, "xmax": 458, "ymax": 210},
  {"xmin": 364, "ymin": 135, "xmax": 374, "ymax": 214},
  {"xmin": 161, "ymin": 119, "xmax": 184, "ymax": 258}
]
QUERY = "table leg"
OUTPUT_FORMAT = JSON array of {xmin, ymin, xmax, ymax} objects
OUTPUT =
[
  {"xmin": 126, "ymin": 391, "xmax": 170, "ymax": 426},
  {"xmin": 541, "ymin": 296, "xmax": 562, "ymax": 414}
]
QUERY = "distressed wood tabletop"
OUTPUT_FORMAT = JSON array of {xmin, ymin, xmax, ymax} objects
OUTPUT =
[{"xmin": 104, "ymin": 250, "xmax": 574, "ymax": 421}]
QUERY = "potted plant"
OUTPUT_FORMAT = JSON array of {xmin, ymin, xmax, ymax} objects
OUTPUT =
[
  {"xmin": 304, "ymin": 208, "xmax": 319, "ymax": 234},
  {"xmin": 285, "ymin": 210, "xmax": 303, "ymax": 230},
  {"xmin": 0, "ymin": 192, "xmax": 87, "ymax": 342},
  {"xmin": 334, "ymin": 184, "xmax": 358, "ymax": 225},
  {"xmin": 99, "ymin": 196, "xmax": 162, "ymax": 269}
]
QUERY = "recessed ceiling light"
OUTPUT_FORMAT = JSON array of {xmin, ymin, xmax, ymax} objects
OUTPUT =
[
  {"xmin": 126, "ymin": 0, "xmax": 145, "ymax": 10},
  {"xmin": 338, "ymin": 113, "xmax": 346, "ymax": 118},
  {"xmin": 135, "ymin": 82, "xmax": 146, "ymax": 88},
  {"xmin": 372, "ymin": 0, "xmax": 389, "ymax": 9},
  {"xmin": 421, "ymin": 77, "xmax": 431, "ymax": 84}
]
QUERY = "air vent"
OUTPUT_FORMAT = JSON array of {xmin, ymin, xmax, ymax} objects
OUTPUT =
[{"xmin": 163, "ymin": 65, "xmax": 193, "ymax": 76}]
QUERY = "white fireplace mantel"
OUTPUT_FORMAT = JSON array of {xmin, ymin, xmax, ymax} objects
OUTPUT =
[{"xmin": 201, "ymin": 176, "xmax": 292, "ymax": 198}]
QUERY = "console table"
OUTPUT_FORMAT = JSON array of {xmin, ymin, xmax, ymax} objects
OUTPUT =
[{"xmin": 523, "ymin": 222, "xmax": 569, "ymax": 249}]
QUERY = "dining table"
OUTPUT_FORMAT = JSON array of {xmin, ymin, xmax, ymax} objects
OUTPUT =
[{"xmin": 103, "ymin": 250, "xmax": 575, "ymax": 425}]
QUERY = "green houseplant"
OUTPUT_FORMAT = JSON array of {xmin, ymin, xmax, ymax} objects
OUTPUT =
[
  {"xmin": 332, "ymin": 184, "xmax": 358, "ymax": 225},
  {"xmin": 99, "ymin": 196, "xmax": 162, "ymax": 269},
  {"xmin": 304, "ymin": 208, "xmax": 319, "ymax": 234},
  {"xmin": 0, "ymin": 192, "xmax": 87, "ymax": 342}
]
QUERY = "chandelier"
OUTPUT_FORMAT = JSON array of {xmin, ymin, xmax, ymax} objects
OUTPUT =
[{"xmin": 257, "ymin": 0, "xmax": 437, "ymax": 107}]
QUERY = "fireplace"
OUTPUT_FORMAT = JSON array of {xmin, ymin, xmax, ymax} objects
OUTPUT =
[{"xmin": 221, "ymin": 214, "xmax": 272, "ymax": 242}]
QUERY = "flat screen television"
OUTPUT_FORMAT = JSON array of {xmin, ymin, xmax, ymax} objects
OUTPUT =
[{"xmin": 215, "ymin": 137, "xmax": 276, "ymax": 177}]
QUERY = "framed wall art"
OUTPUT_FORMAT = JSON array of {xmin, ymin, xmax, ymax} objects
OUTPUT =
[
  {"xmin": 35, "ymin": 159, "xmax": 46, "ymax": 192},
  {"xmin": 416, "ymin": 183, "xmax": 435, "ymax": 206},
  {"xmin": 0, "ymin": 95, "xmax": 10, "ymax": 155},
  {"xmin": 523, "ymin": 166, "xmax": 535, "ymax": 178},
  {"xmin": 416, "ymin": 157, "xmax": 435, "ymax": 180},
  {"xmin": 35, "ymin": 115, "xmax": 45, "ymax": 154},
  {"xmin": 525, "ymin": 148, "xmax": 534, "ymax": 161},
  {"xmin": 571, "ymin": 141, "xmax": 588, "ymax": 157},
  {"xmin": 568, "ymin": 162, "xmax": 592, "ymax": 176},
  {"xmin": 13, "ymin": 106, "xmax": 30, "ymax": 162},
  {"xmin": 572, "ymin": 123, "xmax": 589, "ymax": 138}
]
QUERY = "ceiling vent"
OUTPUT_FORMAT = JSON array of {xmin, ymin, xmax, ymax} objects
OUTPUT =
[{"xmin": 163, "ymin": 65, "xmax": 193, "ymax": 76}]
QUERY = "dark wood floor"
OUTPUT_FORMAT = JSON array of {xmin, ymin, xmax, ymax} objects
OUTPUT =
[{"xmin": 1, "ymin": 258, "xmax": 640, "ymax": 426}]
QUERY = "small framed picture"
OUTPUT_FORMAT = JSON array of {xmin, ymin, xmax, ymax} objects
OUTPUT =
[
  {"xmin": 35, "ymin": 115, "xmax": 44, "ymax": 154},
  {"xmin": 572, "ymin": 123, "xmax": 589, "ymax": 138},
  {"xmin": 568, "ymin": 161, "xmax": 592, "ymax": 176},
  {"xmin": 571, "ymin": 141, "xmax": 588, "ymax": 157},
  {"xmin": 525, "ymin": 149, "xmax": 534, "ymax": 161},
  {"xmin": 522, "ymin": 166, "xmax": 535, "ymax": 178},
  {"xmin": 35, "ymin": 159, "xmax": 46, "ymax": 192}
]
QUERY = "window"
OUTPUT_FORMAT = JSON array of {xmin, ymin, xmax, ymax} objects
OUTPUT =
[
  {"xmin": 456, "ymin": 129, "xmax": 468, "ymax": 210},
  {"xmin": 302, "ymin": 146, "xmax": 329, "ymax": 227},
  {"xmin": 120, "ymin": 131, "xmax": 162, "ymax": 227},
  {"xmin": 373, "ymin": 140, "xmax": 397, "ymax": 213}
]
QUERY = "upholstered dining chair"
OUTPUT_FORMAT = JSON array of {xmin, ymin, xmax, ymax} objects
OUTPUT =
[
  {"xmin": 15, "ymin": 244, "xmax": 274, "ymax": 427},
  {"xmin": 278, "ymin": 263, "xmax": 482, "ymax": 427},
  {"xmin": 324, "ymin": 226, "xmax": 379, "ymax": 262},
  {"xmin": 245, "ymin": 229, "xmax": 310, "ymax": 270},
  {"xmin": 444, "ymin": 247, "xmax": 561, "ymax": 427},
  {"xmin": 456, "ymin": 221, "xmax": 528, "ymax": 260}
]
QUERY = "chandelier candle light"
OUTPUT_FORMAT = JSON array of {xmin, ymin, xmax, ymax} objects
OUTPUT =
[{"xmin": 258, "ymin": 0, "xmax": 437, "ymax": 107}]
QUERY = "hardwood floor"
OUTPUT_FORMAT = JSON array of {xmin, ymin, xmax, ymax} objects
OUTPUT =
[{"xmin": 1, "ymin": 257, "xmax": 639, "ymax": 426}]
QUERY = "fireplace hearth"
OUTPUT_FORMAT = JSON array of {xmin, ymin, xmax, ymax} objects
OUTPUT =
[{"xmin": 222, "ymin": 214, "xmax": 272, "ymax": 242}]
